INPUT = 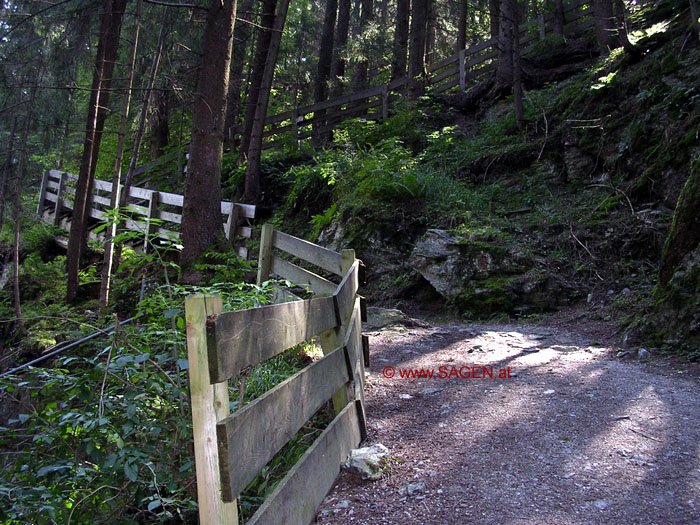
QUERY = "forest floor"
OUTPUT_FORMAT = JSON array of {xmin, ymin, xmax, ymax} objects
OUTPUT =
[{"xmin": 315, "ymin": 305, "xmax": 700, "ymax": 524}]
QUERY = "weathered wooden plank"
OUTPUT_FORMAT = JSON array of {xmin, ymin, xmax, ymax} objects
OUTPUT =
[
  {"xmin": 44, "ymin": 191, "xmax": 58, "ymax": 203},
  {"xmin": 93, "ymin": 179, "xmax": 112, "ymax": 192},
  {"xmin": 272, "ymin": 230, "xmax": 344, "ymax": 276},
  {"xmin": 157, "ymin": 209, "xmax": 182, "ymax": 224},
  {"xmin": 334, "ymin": 261, "xmax": 359, "ymax": 327},
  {"xmin": 362, "ymin": 334, "xmax": 370, "ymax": 368},
  {"xmin": 217, "ymin": 345, "xmax": 350, "ymax": 501},
  {"xmin": 238, "ymin": 225, "xmax": 252, "ymax": 239},
  {"xmin": 185, "ymin": 294, "xmax": 238, "ymax": 525},
  {"xmin": 246, "ymin": 402, "xmax": 362, "ymax": 525},
  {"xmin": 256, "ymin": 223, "xmax": 274, "ymax": 285},
  {"xmin": 91, "ymin": 194, "xmax": 112, "ymax": 207},
  {"xmin": 209, "ymin": 295, "xmax": 339, "ymax": 382},
  {"xmin": 46, "ymin": 180, "xmax": 59, "ymax": 191},
  {"xmin": 344, "ymin": 300, "xmax": 363, "ymax": 378},
  {"xmin": 270, "ymin": 256, "xmax": 337, "ymax": 296},
  {"xmin": 432, "ymin": 78, "xmax": 460, "ymax": 94},
  {"xmin": 153, "ymin": 190, "xmax": 183, "ymax": 206},
  {"xmin": 53, "ymin": 173, "xmax": 65, "ymax": 227},
  {"xmin": 429, "ymin": 64, "xmax": 459, "ymax": 85},
  {"xmin": 426, "ymin": 52, "xmax": 459, "ymax": 73},
  {"xmin": 37, "ymin": 171, "xmax": 49, "ymax": 216},
  {"xmin": 234, "ymin": 245, "xmax": 248, "ymax": 259},
  {"xmin": 88, "ymin": 207, "xmax": 106, "ymax": 220},
  {"xmin": 127, "ymin": 185, "xmax": 155, "ymax": 201}
]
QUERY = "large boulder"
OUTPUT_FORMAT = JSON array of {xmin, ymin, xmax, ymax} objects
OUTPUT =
[{"xmin": 408, "ymin": 229, "xmax": 575, "ymax": 317}]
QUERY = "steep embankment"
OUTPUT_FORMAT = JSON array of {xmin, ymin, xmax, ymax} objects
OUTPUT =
[{"xmin": 262, "ymin": 2, "xmax": 699, "ymax": 354}]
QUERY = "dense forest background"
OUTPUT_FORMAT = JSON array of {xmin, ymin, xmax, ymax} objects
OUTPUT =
[{"xmin": 0, "ymin": 0, "xmax": 699, "ymax": 522}]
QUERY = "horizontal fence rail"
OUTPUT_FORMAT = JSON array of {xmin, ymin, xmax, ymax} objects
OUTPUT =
[
  {"xmin": 186, "ymin": 225, "xmax": 368, "ymax": 524},
  {"xmin": 37, "ymin": 169, "xmax": 255, "ymax": 258},
  {"xmin": 254, "ymin": 0, "xmax": 592, "ymax": 148}
]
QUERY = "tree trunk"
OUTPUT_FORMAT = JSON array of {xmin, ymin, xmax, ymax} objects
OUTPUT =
[
  {"xmin": 331, "ymin": 0, "xmax": 351, "ymax": 97},
  {"xmin": 242, "ymin": 0, "xmax": 290, "ymax": 203},
  {"xmin": 614, "ymin": 0, "xmax": 640, "ymax": 55},
  {"xmin": 495, "ymin": 0, "xmax": 514, "ymax": 91},
  {"xmin": 238, "ymin": 0, "xmax": 276, "ymax": 163},
  {"xmin": 391, "ymin": 0, "xmax": 410, "ymax": 82},
  {"xmin": 224, "ymin": 0, "xmax": 255, "ymax": 149},
  {"xmin": 408, "ymin": 0, "xmax": 429, "ymax": 100},
  {"xmin": 12, "ymin": 76, "xmax": 38, "ymax": 335},
  {"xmin": 180, "ymin": 0, "xmax": 238, "ymax": 265},
  {"xmin": 489, "ymin": 0, "xmax": 500, "ymax": 41},
  {"xmin": 552, "ymin": 0, "xmax": 565, "ymax": 36},
  {"xmin": 313, "ymin": 0, "xmax": 337, "ymax": 145},
  {"xmin": 0, "ymin": 116, "xmax": 18, "ymax": 233},
  {"xmin": 592, "ymin": 0, "xmax": 617, "ymax": 56},
  {"xmin": 66, "ymin": 0, "xmax": 127, "ymax": 302},
  {"xmin": 353, "ymin": 0, "xmax": 373, "ymax": 92},
  {"xmin": 149, "ymin": 88, "xmax": 170, "ymax": 159},
  {"xmin": 457, "ymin": 0, "xmax": 468, "ymax": 52},
  {"xmin": 512, "ymin": 0, "xmax": 524, "ymax": 129},
  {"xmin": 99, "ymin": 0, "xmax": 141, "ymax": 309},
  {"xmin": 691, "ymin": 0, "xmax": 700, "ymax": 42},
  {"xmin": 425, "ymin": 0, "xmax": 435, "ymax": 65}
]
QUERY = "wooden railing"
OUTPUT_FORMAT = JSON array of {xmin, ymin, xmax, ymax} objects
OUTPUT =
[
  {"xmin": 36, "ymin": 169, "xmax": 255, "ymax": 258},
  {"xmin": 186, "ymin": 225, "xmax": 367, "ymax": 524},
  {"xmin": 259, "ymin": 0, "xmax": 593, "ymax": 147}
]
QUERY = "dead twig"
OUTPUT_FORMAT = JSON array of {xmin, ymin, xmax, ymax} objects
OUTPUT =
[{"xmin": 630, "ymin": 427, "xmax": 663, "ymax": 443}]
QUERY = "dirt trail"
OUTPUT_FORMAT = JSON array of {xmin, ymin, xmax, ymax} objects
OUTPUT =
[{"xmin": 316, "ymin": 312, "xmax": 700, "ymax": 524}]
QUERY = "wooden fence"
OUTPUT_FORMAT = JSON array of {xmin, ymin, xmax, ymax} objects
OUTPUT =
[
  {"xmin": 259, "ymin": 0, "xmax": 593, "ymax": 147},
  {"xmin": 186, "ymin": 224, "xmax": 368, "ymax": 524},
  {"xmin": 36, "ymin": 169, "xmax": 255, "ymax": 258}
]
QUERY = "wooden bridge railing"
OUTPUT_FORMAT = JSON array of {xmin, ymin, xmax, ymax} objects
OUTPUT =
[
  {"xmin": 259, "ymin": 0, "xmax": 593, "ymax": 147},
  {"xmin": 186, "ymin": 225, "xmax": 367, "ymax": 524},
  {"xmin": 37, "ymin": 169, "xmax": 255, "ymax": 258}
]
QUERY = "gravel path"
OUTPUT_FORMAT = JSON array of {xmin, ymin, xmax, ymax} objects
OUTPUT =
[{"xmin": 316, "ymin": 316, "xmax": 700, "ymax": 524}]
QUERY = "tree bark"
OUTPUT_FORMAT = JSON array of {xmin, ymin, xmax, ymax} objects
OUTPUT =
[
  {"xmin": 391, "ymin": 0, "xmax": 410, "ymax": 82},
  {"xmin": 614, "ymin": 0, "xmax": 640, "ymax": 56},
  {"xmin": 0, "ymin": 116, "xmax": 18, "ymax": 234},
  {"xmin": 457, "ymin": 0, "xmax": 468, "ymax": 52},
  {"xmin": 149, "ymin": 88, "xmax": 170, "ymax": 159},
  {"xmin": 66, "ymin": 0, "xmax": 127, "ymax": 302},
  {"xmin": 551, "ymin": 0, "xmax": 565, "ymax": 36},
  {"xmin": 238, "ymin": 0, "xmax": 276, "ymax": 163},
  {"xmin": 313, "ymin": 0, "xmax": 337, "ymax": 145},
  {"xmin": 331, "ymin": 0, "xmax": 351, "ymax": 97},
  {"xmin": 495, "ymin": 0, "xmax": 514, "ymax": 91},
  {"xmin": 180, "ymin": 0, "xmax": 238, "ymax": 265},
  {"xmin": 425, "ymin": 0, "xmax": 435, "ymax": 65},
  {"xmin": 592, "ymin": 0, "xmax": 617, "ymax": 55},
  {"xmin": 489, "ymin": 0, "xmax": 500, "ymax": 41},
  {"xmin": 408, "ymin": 0, "xmax": 429, "ymax": 100},
  {"xmin": 353, "ymin": 0, "xmax": 373, "ymax": 92},
  {"xmin": 12, "ymin": 76, "xmax": 38, "ymax": 335},
  {"xmin": 99, "ymin": 0, "xmax": 142, "ymax": 309},
  {"xmin": 224, "ymin": 0, "xmax": 255, "ymax": 149},
  {"xmin": 242, "ymin": 0, "xmax": 290, "ymax": 203},
  {"xmin": 512, "ymin": 0, "xmax": 524, "ymax": 129}
]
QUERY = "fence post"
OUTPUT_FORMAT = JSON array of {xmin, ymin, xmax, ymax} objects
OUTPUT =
[
  {"xmin": 53, "ymin": 172, "xmax": 65, "ymax": 227},
  {"xmin": 185, "ymin": 294, "xmax": 238, "ymax": 525},
  {"xmin": 459, "ymin": 49, "xmax": 467, "ymax": 92},
  {"xmin": 143, "ymin": 191, "xmax": 159, "ymax": 252},
  {"xmin": 37, "ymin": 171, "xmax": 49, "ymax": 216},
  {"xmin": 381, "ymin": 87, "xmax": 389, "ymax": 120},
  {"xmin": 225, "ymin": 204, "xmax": 241, "ymax": 245},
  {"xmin": 256, "ymin": 223, "xmax": 274, "ymax": 286}
]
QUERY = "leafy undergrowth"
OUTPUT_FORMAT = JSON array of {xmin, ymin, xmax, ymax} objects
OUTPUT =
[{"xmin": 0, "ymin": 242, "xmax": 331, "ymax": 523}]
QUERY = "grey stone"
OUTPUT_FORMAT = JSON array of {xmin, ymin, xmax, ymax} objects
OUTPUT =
[
  {"xmin": 593, "ymin": 499, "xmax": 610, "ymax": 511},
  {"xmin": 419, "ymin": 387, "xmax": 443, "ymax": 396},
  {"xmin": 345, "ymin": 444, "xmax": 390, "ymax": 480},
  {"xmin": 364, "ymin": 307, "xmax": 428, "ymax": 329},
  {"xmin": 638, "ymin": 348, "xmax": 651, "ymax": 361},
  {"xmin": 399, "ymin": 479, "xmax": 427, "ymax": 496}
]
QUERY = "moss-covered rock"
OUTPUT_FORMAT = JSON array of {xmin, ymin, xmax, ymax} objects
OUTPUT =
[{"xmin": 408, "ymin": 229, "xmax": 576, "ymax": 318}]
